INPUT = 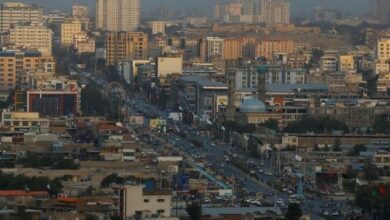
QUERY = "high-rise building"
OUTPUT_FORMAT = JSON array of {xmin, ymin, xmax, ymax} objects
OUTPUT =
[
  {"xmin": 96, "ymin": 0, "xmax": 140, "ymax": 32},
  {"xmin": 61, "ymin": 21, "xmax": 82, "ymax": 46},
  {"xmin": 0, "ymin": 2, "xmax": 43, "ymax": 32},
  {"xmin": 223, "ymin": 39, "xmax": 242, "ymax": 60},
  {"xmin": 10, "ymin": 25, "xmax": 53, "ymax": 55},
  {"xmin": 105, "ymin": 32, "xmax": 148, "ymax": 66},
  {"xmin": 374, "ymin": 0, "xmax": 390, "ymax": 24},
  {"xmin": 149, "ymin": 21, "xmax": 166, "ymax": 35},
  {"xmin": 72, "ymin": 4, "xmax": 89, "ymax": 18},
  {"xmin": 261, "ymin": 0, "xmax": 290, "ymax": 25}
]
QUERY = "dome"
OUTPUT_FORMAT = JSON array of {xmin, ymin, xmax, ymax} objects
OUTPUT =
[{"xmin": 239, "ymin": 98, "xmax": 266, "ymax": 113}]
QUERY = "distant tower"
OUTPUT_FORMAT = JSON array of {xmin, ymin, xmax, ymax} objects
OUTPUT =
[{"xmin": 257, "ymin": 65, "xmax": 267, "ymax": 102}]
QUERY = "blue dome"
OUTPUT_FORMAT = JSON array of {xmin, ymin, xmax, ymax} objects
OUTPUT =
[{"xmin": 240, "ymin": 98, "xmax": 266, "ymax": 113}]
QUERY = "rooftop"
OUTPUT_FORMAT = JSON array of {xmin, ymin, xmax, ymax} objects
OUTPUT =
[
  {"xmin": 180, "ymin": 76, "xmax": 228, "ymax": 89},
  {"xmin": 0, "ymin": 190, "xmax": 49, "ymax": 197}
]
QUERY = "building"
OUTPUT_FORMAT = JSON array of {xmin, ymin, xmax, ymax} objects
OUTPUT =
[
  {"xmin": 214, "ymin": 2, "xmax": 242, "ymax": 22},
  {"xmin": 149, "ymin": 21, "xmax": 165, "ymax": 35},
  {"xmin": 112, "ymin": 185, "xmax": 172, "ymax": 218},
  {"xmin": 184, "ymin": 17, "xmax": 208, "ymax": 26},
  {"xmin": 339, "ymin": 55, "xmax": 355, "ymax": 72},
  {"xmin": 27, "ymin": 78, "xmax": 80, "ymax": 116},
  {"xmin": 96, "ymin": 0, "xmax": 140, "ymax": 32},
  {"xmin": 105, "ymin": 32, "xmax": 147, "ymax": 65},
  {"xmin": 73, "ymin": 33, "xmax": 95, "ymax": 54},
  {"xmin": 223, "ymin": 38, "xmax": 242, "ymax": 60},
  {"xmin": 0, "ymin": 50, "xmax": 55, "ymax": 91},
  {"xmin": 9, "ymin": 25, "xmax": 53, "ymax": 55},
  {"xmin": 315, "ymin": 8, "xmax": 346, "ymax": 22},
  {"xmin": 374, "ymin": 0, "xmax": 390, "ymax": 24},
  {"xmin": 376, "ymin": 38, "xmax": 390, "ymax": 61},
  {"xmin": 177, "ymin": 76, "xmax": 228, "ymax": 119},
  {"xmin": 0, "ymin": 190, "xmax": 49, "ymax": 206},
  {"xmin": 199, "ymin": 37, "xmax": 224, "ymax": 62},
  {"xmin": 1, "ymin": 111, "xmax": 49, "ymax": 132},
  {"xmin": 256, "ymin": 40, "xmax": 294, "ymax": 60},
  {"xmin": 61, "ymin": 21, "xmax": 82, "ymax": 46},
  {"xmin": 373, "ymin": 151, "xmax": 390, "ymax": 167},
  {"xmin": 320, "ymin": 56, "xmax": 338, "ymax": 72},
  {"xmin": 72, "ymin": 4, "xmax": 89, "ymax": 18},
  {"xmin": 157, "ymin": 53, "xmax": 183, "ymax": 78},
  {"xmin": 261, "ymin": 0, "xmax": 290, "ymax": 25},
  {"xmin": 0, "ymin": 2, "xmax": 43, "ymax": 32}
]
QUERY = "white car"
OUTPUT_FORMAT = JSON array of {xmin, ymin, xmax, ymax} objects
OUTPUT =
[
  {"xmin": 277, "ymin": 198, "xmax": 283, "ymax": 204},
  {"xmin": 332, "ymin": 210, "xmax": 339, "ymax": 216}
]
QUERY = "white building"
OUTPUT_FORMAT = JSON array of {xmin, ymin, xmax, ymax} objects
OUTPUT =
[
  {"xmin": 96, "ymin": 0, "xmax": 140, "ymax": 32},
  {"xmin": 149, "ymin": 21, "xmax": 166, "ymax": 35},
  {"xmin": 112, "ymin": 185, "xmax": 172, "ymax": 218}
]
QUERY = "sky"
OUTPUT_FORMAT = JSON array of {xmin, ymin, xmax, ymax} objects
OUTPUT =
[{"xmin": 12, "ymin": 0, "xmax": 372, "ymax": 16}]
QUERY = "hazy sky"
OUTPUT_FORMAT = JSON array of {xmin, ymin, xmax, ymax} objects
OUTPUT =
[{"xmin": 13, "ymin": 0, "xmax": 372, "ymax": 16}]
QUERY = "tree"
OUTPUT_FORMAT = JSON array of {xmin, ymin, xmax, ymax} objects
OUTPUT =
[
  {"xmin": 348, "ymin": 144, "xmax": 367, "ymax": 156},
  {"xmin": 261, "ymin": 119, "xmax": 279, "ymax": 131},
  {"xmin": 111, "ymin": 216, "xmax": 123, "ymax": 220},
  {"xmin": 332, "ymin": 138, "xmax": 342, "ymax": 151},
  {"xmin": 364, "ymin": 162, "xmax": 379, "ymax": 181},
  {"xmin": 85, "ymin": 214, "xmax": 98, "ymax": 220},
  {"xmin": 344, "ymin": 165, "xmax": 357, "ymax": 179},
  {"xmin": 186, "ymin": 202, "xmax": 202, "ymax": 220},
  {"xmin": 285, "ymin": 203, "xmax": 302, "ymax": 220}
]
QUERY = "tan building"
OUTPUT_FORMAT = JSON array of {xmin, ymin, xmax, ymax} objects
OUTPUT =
[
  {"xmin": 96, "ymin": 0, "xmax": 140, "ymax": 32},
  {"xmin": 157, "ymin": 53, "xmax": 183, "ymax": 78},
  {"xmin": 262, "ymin": 0, "xmax": 290, "ymax": 25},
  {"xmin": 377, "ymin": 38, "xmax": 390, "ymax": 61},
  {"xmin": 198, "ymin": 37, "xmax": 224, "ymax": 62},
  {"xmin": 1, "ymin": 111, "xmax": 49, "ymax": 133},
  {"xmin": 72, "ymin": 4, "xmax": 89, "ymax": 18},
  {"xmin": 223, "ymin": 38, "xmax": 242, "ymax": 60},
  {"xmin": 0, "ymin": 50, "xmax": 55, "ymax": 90},
  {"xmin": 112, "ymin": 185, "xmax": 172, "ymax": 218},
  {"xmin": 149, "ymin": 21, "xmax": 166, "ymax": 35},
  {"xmin": 61, "ymin": 21, "xmax": 82, "ymax": 46},
  {"xmin": 106, "ymin": 32, "xmax": 148, "ymax": 65},
  {"xmin": 73, "ymin": 33, "xmax": 95, "ymax": 54},
  {"xmin": 0, "ymin": 2, "xmax": 43, "ymax": 32},
  {"xmin": 339, "ymin": 55, "xmax": 355, "ymax": 72},
  {"xmin": 256, "ymin": 39, "xmax": 294, "ymax": 60},
  {"xmin": 10, "ymin": 25, "xmax": 53, "ymax": 55}
]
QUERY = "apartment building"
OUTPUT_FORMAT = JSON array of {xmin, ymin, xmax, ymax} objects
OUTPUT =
[
  {"xmin": 72, "ymin": 4, "xmax": 89, "ymax": 18},
  {"xmin": 73, "ymin": 33, "xmax": 95, "ymax": 54},
  {"xmin": 256, "ymin": 40, "xmax": 294, "ymax": 60},
  {"xmin": 96, "ymin": 0, "xmax": 140, "ymax": 32},
  {"xmin": 9, "ymin": 25, "xmax": 53, "ymax": 55},
  {"xmin": 377, "ymin": 38, "xmax": 390, "ymax": 61},
  {"xmin": 223, "ymin": 38, "xmax": 242, "ymax": 60},
  {"xmin": 0, "ymin": 2, "xmax": 43, "ymax": 32},
  {"xmin": 149, "ymin": 21, "xmax": 166, "ymax": 35},
  {"xmin": 198, "ymin": 37, "xmax": 224, "ymax": 62},
  {"xmin": 112, "ymin": 185, "xmax": 172, "ymax": 219},
  {"xmin": 61, "ymin": 21, "xmax": 82, "ymax": 46},
  {"xmin": 105, "ymin": 32, "xmax": 148, "ymax": 65},
  {"xmin": 339, "ymin": 55, "xmax": 355, "ymax": 72},
  {"xmin": 0, "ymin": 50, "xmax": 55, "ymax": 91}
]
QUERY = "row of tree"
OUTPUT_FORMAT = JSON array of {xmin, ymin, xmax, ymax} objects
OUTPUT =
[{"xmin": 17, "ymin": 152, "xmax": 80, "ymax": 170}]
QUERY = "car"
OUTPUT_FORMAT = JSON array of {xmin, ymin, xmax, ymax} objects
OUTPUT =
[
  {"xmin": 287, "ymin": 189, "xmax": 293, "ymax": 194},
  {"xmin": 250, "ymin": 170, "xmax": 255, "ymax": 175},
  {"xmin": 322, "ymin": 210, "xmax": 329, "ymax": 216},
  {"xmin": 277, "ymin": 198, "xmax": 283, "ymax": 204},
  {"xmin": 332, "ymin": 210, "xmax": 339, "ymax": 216},
  {"xmin": 258, "ymin": 169, "xmax": 264, "ymax": 173},
  {"xmin": 282, "ymin": 188, "xmax": 288, "ymax": 192}
]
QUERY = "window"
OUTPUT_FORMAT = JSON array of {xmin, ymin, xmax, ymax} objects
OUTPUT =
[
  {"xmin": 157, "ymin": 210, "xmax": 165, "ymax": 214},
  {"xmin": 144, "ymin": 199, "xmax": 149, "ymax": 203},
  {"xmin": 157, "ymin": 198, "xmax": 165, "ymax": 202}
]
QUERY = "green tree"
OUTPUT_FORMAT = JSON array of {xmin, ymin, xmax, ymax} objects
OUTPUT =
[
  {"xmin": 110, "ymin": 216, "xmax": 123, "ymax": 220},
  {"xmin": 332, "ymin": 138, "xmax": 342, "ymax": 151},
  {"xmin": 344, "ymin": 165, "xmax": 357, "ymax": 179},
  {"xmin": 85, "ymin": 214, "xmax": 98, "ymax": 220},
  {"xmin": 285, "ymin": 203, "xmax": 302, "ymax": 220},
  {"xmin": 186, "ymin": 202, "xmax": 202, "ymax": 220},
  {"xmin": 364, "ymin": 162, "xmax": 379, "ymax": 181},
  {"xmin": 348, "ymin": 144, "xmax": 367, "ymax": 156},
  {"xmin": 261, "ymin": 119, "xmax": 279, "ymax": 131},
  {"xmin": 100, "ymin": 173, "xmax": 125, "ymax": 188}
]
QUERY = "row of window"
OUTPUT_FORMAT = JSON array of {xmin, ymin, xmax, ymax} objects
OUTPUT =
[{"xmin": 144, "ymin": 198, "xmax": 165, "ymax": 203}]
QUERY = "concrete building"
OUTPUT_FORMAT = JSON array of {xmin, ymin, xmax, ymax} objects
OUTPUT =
[
  {"xmin": 320, "ymin": 56, "xmax": 338, "ymax": 72},
  {"xmin": 315, "ymin": 8, "xmax": 346, "ymax": 22},
  {"xmin": 373, "ymin": 151, "xmax": 390, "ymax": 167},
  {"xmin": 184, "ymin": 17, "xmax": 208, "ymax": 26},
  {"xmin": 112, "ymin": 185, "xmax": 172, "ymax": 219},
  {"xmin": 149, "ymin": 21, "xmax": 166, "ymax": 35},
  {"xmin": 199, "ymin": 37, "xmax": 224, "ymax": 62},
  {"xmin": 9, "ymin": 25, "xmax": 52, "ymax": 55},
  {"xmin": 73, "ymin": 33, "xmax": 95, "ymax": 54},
  {"xmin": 96, "ymin": 0, "xmax": 140, "ymax": 32},
  {"xmin": 0, "ymin": 50, "xmax": 55, "ymax": 91},
  {"xmin": 105, "ymin": 32, "xmax": 148, "ymax": 65},
  {"xmin": 376, "ymin": 38, "xmax": 390, "ymax": 61},
  {"xmin": 0, "ymin": 2, "xmax": 43, "ymax": 32},
  {"xmin": 256, "ymin": 40, "xmax": 294, "ymax": 60},
  {"xmin": 261, "ymin": 0, "xmax": 290, "ymax": 25},
  {"xmin": 177, "ymin": 76, "xmax": 228, "ymax": 119},
  {"xmin": 72, "ymin": 4, "xmax": 89, "ymax": 18},
  {"xmin": 339, "ymin": 55, "xmax": 355, "ymax": 72},
  {"xmin": 61, "ymin": 21, "xmax": 82, "ymax": 46},
  {"xmin": 223, "ymin": 38, "xmax": 242, "ymax": 60},
  {"xmin": 374, "ymin": 0, "xmax": 390, "ymax": 24},
  {"xmin": 157, "ymin": 54, "xmax": 183, "ymax": 78},
  {"xmin": 1, "ymin": 111, "xmax": 49, "ymax": 132}
]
